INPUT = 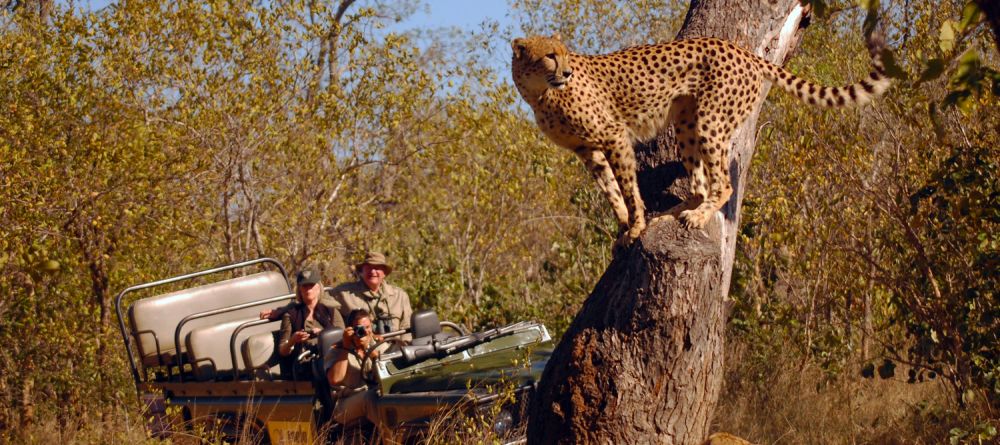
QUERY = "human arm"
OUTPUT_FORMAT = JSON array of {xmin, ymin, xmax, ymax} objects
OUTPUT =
[
  {"xmin": 396, "ymin": 288, "xmax": 414, "ymax": 343},
  {"xmin": 278, "ymin": 314, "xmax": 310, "ymax": 357},
  {"xmin": 327, "ymin": 326, "xmax": 379, "ymax": 386},
  {"xmin": 326, "ymin": 347, "xmax": 351, "ymax": 386},
  {"xmin": 260, "ymin": 301, "xmax": 294, "ymax": 321}
]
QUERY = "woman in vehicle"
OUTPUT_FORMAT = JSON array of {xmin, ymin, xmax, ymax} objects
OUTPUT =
[{"xmin": 278, "ymin": 265, "xmax": 339, "ymax": 379}]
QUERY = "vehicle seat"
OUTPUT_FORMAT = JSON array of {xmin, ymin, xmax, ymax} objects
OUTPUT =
[
  {"xmin": 318, "ymin": 327, "xmax": 345, "ymax": 377},
  {"xmin": 409, "ymin": 310, "xmax": 451, "ymax": 346},
  {"xmin": 242, "ymin": 330, "xmax": 282, "ymax": 380},
  {"xmin": 127, "ymin": 271, "xmax": 290, "ymax": 369},
  {"xmin": 185, "ymin": 318, "xmax": 281, "ymax": 381},
  {"xmin": 314, "ymin": 327, "xmax": 345, "ymax": 426}
]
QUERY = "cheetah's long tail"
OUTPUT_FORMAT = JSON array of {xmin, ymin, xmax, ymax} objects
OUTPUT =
[{"xmin": 760, "ymin": 32, "xmax": 892, "ymax": 108}]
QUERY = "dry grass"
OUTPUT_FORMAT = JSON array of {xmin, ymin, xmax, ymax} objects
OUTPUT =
[
  {"xmin": 9, "ymin": 346, "xmax": 995, "ymax": 445},
  {"xmin": 712, "ymin": 341, "xmax": 998, "ymax": 445},
  {"xmin": 11, "ymin": 406, "xmax": 161, "ymax": 445}
]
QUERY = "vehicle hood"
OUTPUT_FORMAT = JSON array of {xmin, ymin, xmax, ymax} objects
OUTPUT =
[{"xmin": 385, "ymin": 345, "xmax": 552, "ymax": 394}]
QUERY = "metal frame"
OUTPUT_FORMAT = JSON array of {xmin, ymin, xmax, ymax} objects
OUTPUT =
[
  {"xmin": 173, "ymin": 293, "xmax": 294, "ymax": 382},
  {"xmin": 114, "ymin": 258, "xmax": 289, "ymax": 389},
  {"xmin": 229, "ymin": 318, "xmax": 280, "ymax": 380}
]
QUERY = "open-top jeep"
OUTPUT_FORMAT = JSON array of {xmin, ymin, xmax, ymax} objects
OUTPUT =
[{"xmin": 115, "ymin": 258, "xmax": 553, "ymax": 444}]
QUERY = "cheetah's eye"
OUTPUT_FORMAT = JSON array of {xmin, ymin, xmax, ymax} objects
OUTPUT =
[{"xmin": 545, "ymin": 53, "xmax": 557, "ymax": 60}]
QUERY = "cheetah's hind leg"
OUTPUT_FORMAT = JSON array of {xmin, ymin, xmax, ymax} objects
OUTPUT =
[
  {"xmin": 653, "ymin": 98, "xmax": 705, "ymax": 227},
  {"xmin": 678, "ymin": 132, "xmax": 733, "ymax": 229}
]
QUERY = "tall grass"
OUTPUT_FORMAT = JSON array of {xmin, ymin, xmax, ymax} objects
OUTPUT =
[{"xmin": 712, "ymin": 339, "xmax": 998, "ymax": 444}]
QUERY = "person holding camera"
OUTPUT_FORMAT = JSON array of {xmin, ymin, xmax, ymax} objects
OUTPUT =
[
  {"xmin": 277, "ymin": 265, "xmax": 339, "ymax": 379},
  {"xmin": 326, "ymin": 309, "xmax": 384, "ymax": 428},
  {"xmin": 329, "ymin": 251, "xmax": 413, "ymax": 343}
]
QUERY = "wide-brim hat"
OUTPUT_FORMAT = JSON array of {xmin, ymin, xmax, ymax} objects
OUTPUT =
[
  {"xmin": 355, "ymin": 251, "xmax": 393, "ymax": 275},
  {"xmin": 296, "ymin": 265, "xmax": 322, "ymax": 286}
]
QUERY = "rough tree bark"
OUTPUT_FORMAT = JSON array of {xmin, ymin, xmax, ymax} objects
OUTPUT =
[{"xmin": 526, "ymin": 1, "xmax": 809, "ymax": 443}]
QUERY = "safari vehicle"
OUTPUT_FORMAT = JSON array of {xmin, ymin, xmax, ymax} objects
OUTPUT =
[{"xmin": 114, "ymin": 258, "xmax": 553, "ymax": 444}]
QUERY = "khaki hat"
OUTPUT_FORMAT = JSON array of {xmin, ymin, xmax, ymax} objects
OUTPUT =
[
  {"xmin": 355, "ymin": 251, "xmax": 393, "ymax": 275},
  {"xmin": 296, "ymin": 265, "xmax": 322, "ymax": 285}
]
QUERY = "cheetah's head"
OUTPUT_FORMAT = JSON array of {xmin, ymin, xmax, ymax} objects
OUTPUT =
[{"xmin": 511, "ymin": 34, "xmax": 573, "ymax": 93}]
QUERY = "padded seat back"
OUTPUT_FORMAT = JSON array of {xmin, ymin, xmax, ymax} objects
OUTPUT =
[
  {"xmin": 186, "ymin": 318, "xmax": 284, "ymax": 381},
  {"xmin": 242, "ymin": 331, "xmax": 281, "ymax": 380},
  {"xmin": 409, "ymin": 309, "xmax": 447, "ymax": 346},
  {"xmin": 128, "ymin": 271, "xmax": 290, "ymax": 367},
  {"xmin": 319, "ymin": 327, "xmax": 345, "ymax": 374}
]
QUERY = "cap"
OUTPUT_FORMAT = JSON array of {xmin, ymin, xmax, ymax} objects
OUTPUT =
[{"xmin": 296, "ymin": 265, "xmax": 322, "ymax": 285}]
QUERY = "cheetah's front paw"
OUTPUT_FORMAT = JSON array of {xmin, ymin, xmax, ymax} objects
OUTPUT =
[{"xmin": 678, "ymin": 209, "xmax": 712, "ymax": 229}]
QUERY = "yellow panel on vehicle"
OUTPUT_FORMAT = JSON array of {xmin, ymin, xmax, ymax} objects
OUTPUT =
[{"xmin": 267, "ymin": 420, "xmax": 314, "ymax": 445}]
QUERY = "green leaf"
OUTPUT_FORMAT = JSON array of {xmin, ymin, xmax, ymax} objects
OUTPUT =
[
  {"xmin": 950, "ymin": 428, "xmax": 966, "ymax": 445},
  {"xmin": 939, "ymin": 20, "xmax": 958, "ymax": 53},
  {"xmin": 856, "ymin": 0, "xmax": 878, "ymax": 10},
  {"xmin": 953, "ymin": 50, "xmax": 981, "ymax": 81},
  {"xmin": 984, "ymin": 424, "xmax": 998, "ymax": 437},
  {"xmin": 962, "ymin": 389, "xmax": 977, "ymax": 404},
  {"xmin": 958, "ymin": 2, "xmax": 982, "ymax": 32}
]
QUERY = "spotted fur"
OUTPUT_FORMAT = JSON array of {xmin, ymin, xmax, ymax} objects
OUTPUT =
[{"xmin": 511, "ymin": 34, "xmax": 890, "ymax": 243}]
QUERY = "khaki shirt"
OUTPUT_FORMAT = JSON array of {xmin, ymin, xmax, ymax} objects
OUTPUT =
[
  {"xmin": 329, "ymin": 281, "xmax": 413, "ymax": 342},
  {"xmin": 336, "ymin": 348, "xmax": 368, "ymax": 390},
  {"xmin": 329, "ymin": 342, "xmax": 389, "ymax": 391}
]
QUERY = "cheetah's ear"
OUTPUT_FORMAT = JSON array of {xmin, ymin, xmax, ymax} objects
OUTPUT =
[
  {"xmin": 550, "ymin": 33, "xmax": 562, "ymax": 41},
  {"xmin": 512, "ymin": 39, "xmax": 527, "ymax": 59}
]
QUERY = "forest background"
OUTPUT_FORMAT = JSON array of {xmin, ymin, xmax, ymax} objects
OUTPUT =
[{"xmin": 1, "ymin": 0, "xmax": 997, "ymax": 443}]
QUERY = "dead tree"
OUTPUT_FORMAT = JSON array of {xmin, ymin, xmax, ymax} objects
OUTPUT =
[{"xmin": 526, "ymin": 1, "xmax": 810, "ymax": 443}]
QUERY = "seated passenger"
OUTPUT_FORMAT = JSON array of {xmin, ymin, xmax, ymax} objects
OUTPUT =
[
  {"xmin": 329, "ymin": 251, "xmax": 413, "ymax": 343},
  {"xmin": 278, "ymin": 265, "xmax": 339, "ymax": 379},
  {"xmin": 326, "ymin": 309, "xmax": 384, "ymax": 428},
  {"xmin": 260, "ymin": 264, "xmax": 345, "ymax": 329}
]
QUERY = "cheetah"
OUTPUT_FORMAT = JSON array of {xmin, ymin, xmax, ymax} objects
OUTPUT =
[{"xmin": 511, "ymin": 33, "xmax": 890, "ymax": 244}]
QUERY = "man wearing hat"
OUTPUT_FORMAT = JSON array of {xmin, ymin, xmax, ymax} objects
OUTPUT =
[{"xmin": 329, "ymin": 251, "xmax": 413, "ymax": 343}]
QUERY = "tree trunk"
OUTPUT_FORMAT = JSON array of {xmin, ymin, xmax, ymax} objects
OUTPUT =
[{"xmin": 526, "ymin": 1, "xmax": 808, "ymax": 443}]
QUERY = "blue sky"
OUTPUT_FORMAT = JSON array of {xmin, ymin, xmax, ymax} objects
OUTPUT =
[{"xmin": 71, "ymin": 0, "xmax": 517, "ymax": 33}]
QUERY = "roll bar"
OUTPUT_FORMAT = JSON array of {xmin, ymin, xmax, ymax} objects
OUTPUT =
[
  {"xmin": 114, "ymin": 258, "xmax": 288, "ymax": 388},
  {"xmin": 229, "ymin": 318, "xmax": 279, "ymax": 380},
  {"xmin": 173, "ymin": 293, "xmax": 294, "ymax": 382}
]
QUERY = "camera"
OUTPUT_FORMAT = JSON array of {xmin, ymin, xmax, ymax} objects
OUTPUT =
[{"xmin": 354, "ymin": 325, "xmax": 367, "ymax": 338}]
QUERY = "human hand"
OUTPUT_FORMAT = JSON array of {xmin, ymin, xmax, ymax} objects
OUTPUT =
[
  {"xmin": 259, "ymin": 309, "xmax": 274, "ymax": 320},
  {"xmin": 292, "ymin": 331, "xmax": 310, "ymax": 344},
  {"xmin": 342, "ymin": 326, "xmax": 356, "ymax": 346}
]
